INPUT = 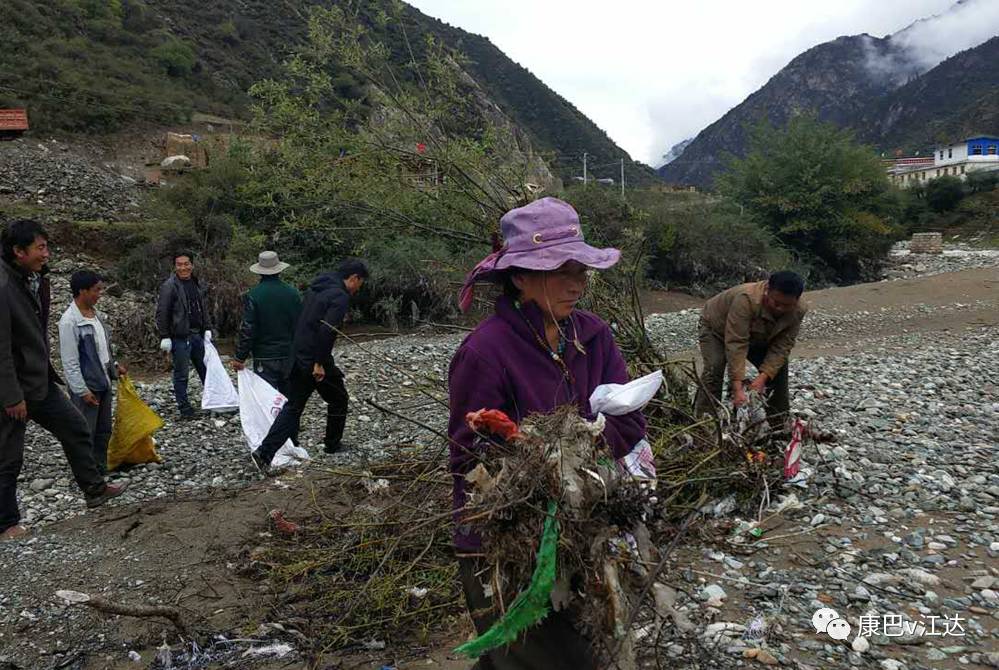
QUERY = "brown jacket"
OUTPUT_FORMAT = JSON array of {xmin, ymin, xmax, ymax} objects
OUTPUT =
[{"xmin": 700, "ymin": 281, "xmax": 807, "ymax": 382}]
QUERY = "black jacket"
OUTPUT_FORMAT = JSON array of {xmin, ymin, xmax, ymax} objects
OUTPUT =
[
  {"xmin": 0, "ymin": 259, "xmax": 56, "ymax": 406},
  {"xmin": 156, "ymin": 274, "xmax": 211, "ymax": 339},
  {"xmin": 293, "ymin": 271, "xmax": 350, "ymax": 370}
]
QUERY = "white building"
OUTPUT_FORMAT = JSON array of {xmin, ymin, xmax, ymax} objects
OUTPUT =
[{"xmin": 889, "ymin": 135, "xmax": 999, "ymax": 188}]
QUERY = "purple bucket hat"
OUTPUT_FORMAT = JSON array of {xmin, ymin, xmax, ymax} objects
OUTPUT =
[{"xmin": 458, "ymin": 197, "xmax": 620, "ymax": 312}]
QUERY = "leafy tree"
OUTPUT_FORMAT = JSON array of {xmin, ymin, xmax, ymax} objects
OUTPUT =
[
  {"xmin": 151, "ymin": 38, "xmax": 197, "ymax": 77},
  {"xmin": 717, "ymin": 114, "xmax": 902, "ymax": 282},
  {"xmin": 924, "ymin": 175, "xmax": 965, "ymax": 213}
]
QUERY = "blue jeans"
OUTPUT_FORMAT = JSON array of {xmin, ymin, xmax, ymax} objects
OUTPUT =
[{"xmin": 171, "ymin": 334, "xmax": 207, "ymax": 414}]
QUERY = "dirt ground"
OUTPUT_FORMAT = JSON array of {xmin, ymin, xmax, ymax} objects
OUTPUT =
[{"xmin": 3, "ymin": 266, "xmax": 998, "ymax": 670}]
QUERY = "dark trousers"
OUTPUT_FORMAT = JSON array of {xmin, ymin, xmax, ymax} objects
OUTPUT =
[
  {"xmin": 252, "ymin": 358, "xmax": 290, "ymax": 395},
  {"xmin": 71, "ymin": 389, "xmax": 113, "ymax": 476},
  {"xmin": 458, "ymin": 557, "xmax": 598, "ymax": 670},
  {"xmin": 0, "ymin": 382, "xmax": 105, "ymax": 532},
  {"xmin": 171, "ymin": 334, "xmax": 206, "ymax": 414},
  {"xmin": 695, "ymin": 323, "xmax": 790, "ymax": 426},
  {"xmin": 257, "ymin": 362, "xmax": 348, "ymax": 463}
]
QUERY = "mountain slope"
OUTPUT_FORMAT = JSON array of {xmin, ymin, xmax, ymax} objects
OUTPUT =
[
  {"xmin": 657, "ymin": 33, "xmax": 920, "ymax": 187},
  {"xmin": 0, "ymin": 0, "xmax": 656, "ymax": 184},
  {"xmin": 658, "ymin": 0, "xmax": 999, "ymax": 188},
  {"xmin": 864, "ymin": 36, "xmax": 999, "ymax": 151}
]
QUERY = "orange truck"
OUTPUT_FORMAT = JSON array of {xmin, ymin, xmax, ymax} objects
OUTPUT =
[{"xmin": 0, "ymin": 109, "xmax": 29, "ymax": 140}]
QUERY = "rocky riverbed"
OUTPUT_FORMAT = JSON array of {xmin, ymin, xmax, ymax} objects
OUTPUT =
[
  {"xmin": 883, "ymin": 241, "xmax": 999, "ymax": 281},
  {"xmin": 1, "ymin": 261, "xmax": 997, "ymax": 669},
  {"xmin": 647, "ymin": 325, "xmax": 999, "ymax": 670}
]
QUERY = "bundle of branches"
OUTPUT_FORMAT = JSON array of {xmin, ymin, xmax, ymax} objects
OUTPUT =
[
  {"xmin": 581, "ymin": 239, "xmax": 790, "ymax": 526},
  {"xmin": 461, "ymin": 407, "xmax": 659, "ymax": 668},
  {"xmin": 250, "ymin": 457, "xmax": 463, "ymax": 654},
  {"xmin": 652, "ymin": 394, "xmax": 786, "ymax": 528}
]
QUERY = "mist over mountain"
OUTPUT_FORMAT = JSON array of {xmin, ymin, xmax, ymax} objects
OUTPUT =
[{"xmin": 658, "ymin": 0, "xmax": 999, "ymax": 188}]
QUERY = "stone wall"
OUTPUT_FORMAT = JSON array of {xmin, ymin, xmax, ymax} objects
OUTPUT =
[{"xmin": 910, "ymin": 232, "xmax": 943, "ymax": 254}]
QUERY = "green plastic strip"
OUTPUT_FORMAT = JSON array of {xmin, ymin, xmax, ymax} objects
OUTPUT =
[{"xmin": 454, "ymin": 500, "xmax": 559, "ymax": 658}]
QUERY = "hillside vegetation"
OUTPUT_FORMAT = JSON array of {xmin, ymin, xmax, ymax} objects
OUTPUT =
[{"xmin": 0, "ymin": 0, "xmax": 657, "ymax": 184}]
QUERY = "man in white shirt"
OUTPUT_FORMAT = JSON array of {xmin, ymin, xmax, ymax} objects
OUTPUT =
[{"xmin": 58, "ymin": 270, "xmax": 126, "ymax": 475}]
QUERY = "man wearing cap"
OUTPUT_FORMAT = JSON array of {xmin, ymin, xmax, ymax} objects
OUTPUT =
[
  {"xmin": 231, "ymin": 251, "xmax": 302, "ymax": 393},
  {"xmin": 251, "ymin": 258, "xmax": 368, "ymax": 472}
]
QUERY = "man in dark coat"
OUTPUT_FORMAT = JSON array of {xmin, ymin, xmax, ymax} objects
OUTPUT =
[
  {"xmin": 231, "ymin": 251, "xmax": 302, "ymax": 392},
  {"xmin": 252, "ymin": 258, "xmax": 368, "ymax": 471},
  {"xmin": 0, "ymin": 220, "xmax": 127, "ymax": 540},
  {"xmin": 156, "ymin": 251, "xmax": 212, "ymax": 419}
]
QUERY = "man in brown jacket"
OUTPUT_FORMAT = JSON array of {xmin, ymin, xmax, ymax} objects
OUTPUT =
[{"xmin": 694, "ymin": 271, "xmax": 807, "ymax": 426}]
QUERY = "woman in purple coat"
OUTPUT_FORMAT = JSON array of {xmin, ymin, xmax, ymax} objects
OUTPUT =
[{"xmin": 448, "ymin": 197, "xmax": 647, "ymax": 669}]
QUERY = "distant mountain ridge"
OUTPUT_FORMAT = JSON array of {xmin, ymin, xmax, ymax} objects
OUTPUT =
[
  {"xmin": 655, "ymin": 137, "xmax": 693, "ymax": 169},
  {"xmin": 658, "ymin": 1, "xmax": 999, "ymax": 187}
]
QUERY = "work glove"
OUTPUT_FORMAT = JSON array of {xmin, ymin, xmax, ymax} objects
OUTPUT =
[
  {"xmin": 159, "ymin": 338, "xmax": 172, "ymax": 353},
  {"xmin": 204, "ymin": 330, "xmax": 213, "ymax": 344}
]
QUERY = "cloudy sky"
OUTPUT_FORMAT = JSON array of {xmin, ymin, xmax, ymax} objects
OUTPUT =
[{"xmin": 407, "ymin": 0, "xmax": 995, "ymax": 165}]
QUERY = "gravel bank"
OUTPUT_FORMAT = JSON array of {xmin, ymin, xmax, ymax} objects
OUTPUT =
[{"xmin": 2, "ymin": 256, "xmax": 997, "ymax": 668}]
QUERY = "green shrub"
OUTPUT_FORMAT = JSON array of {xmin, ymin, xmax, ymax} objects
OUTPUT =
[
  {"xmin": 151, "ymin": 38, "xmax": 196, "ymax": 76},
  {"xmin": 965, "ymin": 170, "xmax": 999, "ymax": 194},
  {"xmin": 648, "ymin": 202, "xmax": 795, "ymax": 293},
  {"xmin": 924, "ymin": 175, "xmax": 965, "ymax": 213}
]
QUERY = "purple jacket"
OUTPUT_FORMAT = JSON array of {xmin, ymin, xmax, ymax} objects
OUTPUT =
[{"xmin": 447, "ymin": 295, "xmax": 647, "ymax": 551}]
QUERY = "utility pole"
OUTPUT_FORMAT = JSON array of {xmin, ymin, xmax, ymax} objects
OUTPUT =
[
  {"xmin": 620, "ymin": 158, "xmax": 625, "ymax": 198},
  {"xmin": 583, "ymin": 152, "xmax": 588, "ymax": 185}
]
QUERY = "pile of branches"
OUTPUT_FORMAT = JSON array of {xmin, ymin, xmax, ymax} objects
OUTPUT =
[
  {"xmin": 462, "ymin": 407, "xmax": 660, "ymax": 668},
  {"xmin": 247, "ymin": 457, "xmax": 463, "ymax": 655}
]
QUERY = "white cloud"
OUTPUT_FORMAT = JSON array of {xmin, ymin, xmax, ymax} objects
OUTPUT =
[
  {"xmin": 408, "ymin": 0, "xmax": 994, "ymax": 163},
  {"xmin": 893, "ymin": 0, "xmax": 999, "ymax": 68}
]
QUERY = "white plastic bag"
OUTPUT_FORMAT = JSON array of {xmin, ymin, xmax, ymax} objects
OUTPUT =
[
  {"xmin": 589, "ymin": 370, "xmax": 664, "ymax": 481},
  {"xmin": 237, "ymin": 369, "xmax": 310, "ymax": 467},
  {"xmin": 201, "ymin": 339, "xmax": 239, "ymax": 411},
  {"xmin": 589, "ymin": 370, "xmax": 664, "ymax": 416}
]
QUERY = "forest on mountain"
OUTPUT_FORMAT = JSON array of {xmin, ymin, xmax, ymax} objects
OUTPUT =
[{"xmin": 0, "ymin": 0, "xmax": 656, "ymax": 184}]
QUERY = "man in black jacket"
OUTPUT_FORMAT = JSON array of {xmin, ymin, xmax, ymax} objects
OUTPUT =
[
  {"xmin": 1, "ymin": 220, "xmax": 127, "ymax": 540},
  {"xmin": 252, "ymin": 258, "xmax": 368, "ymax": 471},
  {"xmin": 155, "ymin": 251, "xmax": 212, "ymax": 419}
]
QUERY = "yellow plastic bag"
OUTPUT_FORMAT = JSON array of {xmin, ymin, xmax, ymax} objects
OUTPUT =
[{"xmin": 107, "ymin": 376, "xmax": 164, "ymax": 471}]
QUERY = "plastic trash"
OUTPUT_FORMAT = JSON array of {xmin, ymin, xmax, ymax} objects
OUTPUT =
[
  {"xmin": 589, "ymin": 370, "xmax": 663, "ymax": 416},
  {"xmin": 107, "ymin": 376, "xmax": 164, "ymax": 471},
  {"xmin": 201, "ymin": 339, "xmax": 238, "ymax": 412},
  {"xmin": 589, "ymin": 370, "xmax": 663, "ymax": 481},
  {"xmin": 784, "ymin": 419, "xmax": 805, "ymax": 479},
  {"xmin": 237, "ymin": 370, "xmax": 310, "ymax": 467}
]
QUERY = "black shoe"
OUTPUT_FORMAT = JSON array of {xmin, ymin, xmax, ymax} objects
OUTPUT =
[
  {"xmin": 251, "ymin": 451, "xmax": 271, "ymax": 475},
  {"xmin": 85, "ymin": 482, "xmax": 129, "ymax": 508},
  {"xmin": 323, "ymin": 443, "xmax": 346, "ymax": 455}
]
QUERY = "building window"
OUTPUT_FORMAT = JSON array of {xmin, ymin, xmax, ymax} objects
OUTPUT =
[
  {"xmin": 939, "ymin": 151, "xmax": 944, "ymax": 160},
  {"xmin": 948, "ymin": 148, "xmax": 953, "ymax": 158},
  {"xmin": 971, "ymin": 145, "xmax": 983, "ymax": 155},
  {"xmin": 989, "ymin": 145, "xmax": 997, "ymax": 155}
]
